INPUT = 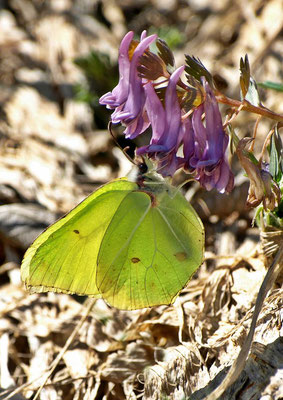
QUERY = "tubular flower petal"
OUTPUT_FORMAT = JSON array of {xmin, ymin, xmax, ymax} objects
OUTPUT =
[
  {"xmin": 137, "ymin": 66, "xmax": 188, "ymax": 175},
  {"xmin": 99, "ymin": 31, "xmax": 157, "ymax": 139},
  {"xmin": 185, "ymin": 78, "xmax": 234, "ymax": 193},
  {"xmin": 99, "ymin": 31, "xmax": 134, "ymax": 109}
]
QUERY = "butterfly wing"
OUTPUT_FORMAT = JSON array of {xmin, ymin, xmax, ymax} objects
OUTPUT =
[
  {"xmin": 21, "ymin": 179, "xmax": 137, "ymax": 296},
  {"xmin": 96, "ymin": 184, "xmax": 204, "ymax": 309}
]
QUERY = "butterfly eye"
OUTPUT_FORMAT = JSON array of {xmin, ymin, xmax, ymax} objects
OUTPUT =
[{"xmin": 138, "ymin": 162, "xmax": 148, "ymax": 175}]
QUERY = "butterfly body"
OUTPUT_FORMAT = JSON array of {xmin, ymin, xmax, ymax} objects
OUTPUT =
[{"xmin": 21, "ymin": 165, "xmax": 204, "ymax": 310}]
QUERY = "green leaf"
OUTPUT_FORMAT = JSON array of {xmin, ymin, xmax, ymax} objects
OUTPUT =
[
  {"xmin": 258, "ymin": 81, "xmax": 283, "ymax": 92},
  {"xmin": 239, "ymin": 54, "xmax": 250, "ymax": 98},
  {"xmin": 244, "ymin": 77, "xmax": 261, "ymax": 106},
  {"xmin": 73, "ymin": 50, "xmax": 118, "ymax": 126},
  {"xmin": 149, "ymin": 26, "xmax": 185, "ymax": 49},
  {"xmin": 73, "ymin": 83, "xmax": 97, "ymax": 105},
  {"xmin": 74, "ymin": 50, "xmax": 118, "ymax": 99},
  {"xmin": 239, "ymin": 54, "xmax": 261, "ymax": 106},
  {"xmin": 227, "ymin": 124, "xmax": 240, "ymax": 154},
  {"xmin": 74, "ymin": 51, "xmax": 111, "ymax": 80},
  {"xmin": 269, "ymin": 125, "xmax": 283, "ymax": 183}
]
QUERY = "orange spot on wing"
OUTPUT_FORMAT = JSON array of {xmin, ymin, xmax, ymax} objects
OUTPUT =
[{"xmin": 174, "ymin": 252, "xmax": 188, "ymax": 262}]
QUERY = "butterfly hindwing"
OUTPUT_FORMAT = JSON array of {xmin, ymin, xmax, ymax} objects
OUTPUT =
[{"xmin": 96, "ymin": 183, "xmax": 204, "ymax": 309}]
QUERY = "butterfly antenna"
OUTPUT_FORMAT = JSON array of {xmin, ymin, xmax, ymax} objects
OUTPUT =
[{"xmin": 108, "ymin": 122, "xmax": 137, "ymax": 165}]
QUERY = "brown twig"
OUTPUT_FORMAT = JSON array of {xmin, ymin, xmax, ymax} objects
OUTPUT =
[{"xmin": 216, "ymin": 93, "xmax": 283, "ymax": 123}]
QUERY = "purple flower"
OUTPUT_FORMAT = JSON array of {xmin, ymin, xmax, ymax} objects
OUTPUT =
[
  {"xmin": 185, "ymin": 79, "xmax": 234, "ymax": 193},
  {"xmin": 99, "ymin": 31, "xmax": 134, "ymax": 109},
  {"xmin": 99, "ymin": 31, "xmax": 157, "ymax": 139},
  {"xmin": 99, "ymin": 31, "xmax": 235, "ymax": 193},
  {"xmin": 137, "ymin": 66, "xmax": 189, "ymax": 175}
]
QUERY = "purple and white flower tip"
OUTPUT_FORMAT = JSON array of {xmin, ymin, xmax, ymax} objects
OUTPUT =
[
  {"xmin": 99, "ymin": 31, "xmax": 157, "ymax": 139},
  {"xmin": 185, "ymin": 78, "xmax": 234, "ymax": 193},
  {"xmin": 99, "ymin": 31, "xmax": 134, "ymax": 109},
  {"xmin": 137, "ymin": 66, "xmax": 187, "ymax": 175}
]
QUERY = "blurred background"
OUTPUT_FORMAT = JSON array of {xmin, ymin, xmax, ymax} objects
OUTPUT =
[{"xmin": 0, "ymin": 1, "xmax": 282, "ymax": 399}]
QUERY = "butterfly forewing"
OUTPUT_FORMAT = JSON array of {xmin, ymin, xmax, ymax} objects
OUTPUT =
[{"xmin": 21, "ymin": 179, "xmax": 137, "ymax": 295}]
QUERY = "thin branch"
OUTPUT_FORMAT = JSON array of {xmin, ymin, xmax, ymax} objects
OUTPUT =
[{"xmin": 216, "ymin": 93, "xmax": 283, "ymax": 123}]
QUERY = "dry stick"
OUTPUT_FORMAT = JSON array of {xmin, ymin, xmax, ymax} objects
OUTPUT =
[
  {"xmin": 203, "ymin": 245, "xmax": 283, "ymax": 400},
  {"xmin": 33, "ymin": 298, "xmax": 96, "ymax": 400},
  {"xmin": 1, "ymin": 376, "xmax": 44, "ymax": 400},
  {"xmin": 3, "ymin": 299, "xmax": 96, "ymax": 400}
]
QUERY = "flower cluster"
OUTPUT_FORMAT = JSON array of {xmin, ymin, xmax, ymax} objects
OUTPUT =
[{"xmin": 100, "ymin": 31, "xmax": 234, "ymax": 193}]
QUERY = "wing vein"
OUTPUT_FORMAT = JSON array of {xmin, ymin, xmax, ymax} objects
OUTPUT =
[
  {"xmin": 158, "ymin": 205, "xmax": 202, "ymax": 232},
  {"xmin": 157, "ymin": 207, "xmax": 200, "ymax": 265},
  {"xmin": 144, "ymin": 211, "xmax": 171, "ymax": 305},
  {"xmin": 99, "ymin": 195, "xmax": 151, "ymax": 303}
]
